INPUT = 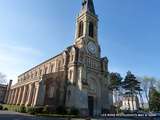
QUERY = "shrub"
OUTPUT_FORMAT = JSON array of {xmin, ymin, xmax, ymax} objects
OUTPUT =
[
  {"xmin": 19, "ymin": 106, "xmax": 26, "ymax": 113},
  {"xmin": 0, "ymin": 105, "xmax": 3, "ymax": 110},
  {"xmin": 3, "ymin": 105, "xmax": 12, "ymax": 111},
  {"xmin": 34, "ymin": 107, "xmax": 43, "ymax": 113},
  {"xmin": 56, "ymin": 106, "xmax": 67, "ymax": 115},
  {"xmin": 15, "ymin": 107, "xmax": 19, "ymax": 112},
  {"xmin": 3, "ymin": 107, "xmax": 8, "ymax": 111},
  {"xmin": 70, "ymin": 107, "xmax": 79, "ymax": 115},
  {"xmin": 27, "ymin": 107, "xmax": 36, "ymax": 115},
  {"xmin": 42, "ymin": 106, "xmax": 49, "ymax": 114}
]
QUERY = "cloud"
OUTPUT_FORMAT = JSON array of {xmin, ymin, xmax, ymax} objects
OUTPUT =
[{"xmin": 0, "ymin": 42, "xmax": 42, "ymax": 84}]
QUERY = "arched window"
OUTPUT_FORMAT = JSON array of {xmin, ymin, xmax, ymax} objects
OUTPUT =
[
  {"xmin": 48, "ymin": 86, "xmax": 55, "ymax": 98},
  {"xmin": 89, "ymin": 22, "xmax": 94, "ymax": 38},
  {"xmin": 78, "ymin": 21, "xmax": 84, "ymax": 37},
  {"xmin": 45, "ymin": 67, "xmax": 48, "ymax": 74},
  {"xmin": 58, "ymin": 61, "xmax": 61, "ymax": 68},
  {"xmin": 50, "ymin": 64, "xmax": 54, "ymax": 72},
  {"xmin": 35, "ymin": 71, "xmax": 37, "ymax": 77},
  {"xmin": 39, "ymin": 69, "xmax": 42, "ymax": 76}
]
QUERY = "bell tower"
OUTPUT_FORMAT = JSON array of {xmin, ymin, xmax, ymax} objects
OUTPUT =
[
  {"xmin": 65, "ymin": 0, "xmax": 112, "ymax": 116},
  {"xmin": 75, "ymin": 0, "xmax": 100, "ymax": 58}
]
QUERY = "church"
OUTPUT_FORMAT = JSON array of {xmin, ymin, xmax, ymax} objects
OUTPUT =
[{"xmin": 5, "ymin": 0, "xmax": 113, "ymax": 116}]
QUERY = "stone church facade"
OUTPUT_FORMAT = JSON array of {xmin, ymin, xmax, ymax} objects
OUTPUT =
[{"xmin": 6, "ymin": 0, "xmax": 113, "ymax": 116}]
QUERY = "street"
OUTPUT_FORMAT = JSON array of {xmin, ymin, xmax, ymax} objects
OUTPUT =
[
  {"xmin": 0, "ymin": 111, "xmax": 160, "ymax": 120},
  {"xmin": 0, "ymin": 110, "xmax": 65, "ymax": 120}
]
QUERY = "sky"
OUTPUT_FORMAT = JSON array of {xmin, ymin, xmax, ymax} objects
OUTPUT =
[{"xmin": 0, "ymin": 0, "xmax": 160, "ymax": 84}]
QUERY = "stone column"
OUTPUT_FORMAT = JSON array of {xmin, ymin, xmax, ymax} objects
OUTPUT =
[
  {"xmin": 32, "ymin": 83, "xmax": 39, "ymax": 106},
  {"xmin": 25, "ymin": 83, "xmax": 34, "ymax": 106},
  {"xmin": 9, "ymin": 90, "xmax": 13, "ymax": 104},
  {"xmin": 13, "ymin": 88, "xmax": 19, "ymax": 105},
  {"xmin": 20, "ymin": 85, "xmax": 27, "ymax": 106},
  {"xmin": 31, "ymin": 84, "xmax": 36, "ymax": 107},
  {"xmin": 10, "ymin": 90, "xmax": 15, "ymax": 105},
  {"xmin": 7, "ymin": 90, "xmax": 12, "ymax": 104},
  {"xmin": 16, "ymin": 87, "xmax": 22, "ymax": 105}
]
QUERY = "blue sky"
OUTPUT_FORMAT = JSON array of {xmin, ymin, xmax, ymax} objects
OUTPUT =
[{"xmin": 0, "ymin": 0, "xmax": 160, "ymax": 83}]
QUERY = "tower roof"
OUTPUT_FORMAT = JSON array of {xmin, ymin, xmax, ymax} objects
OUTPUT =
[{"xmin": 82, "ymin": 0, "xmax": 95, "ymax": 14}]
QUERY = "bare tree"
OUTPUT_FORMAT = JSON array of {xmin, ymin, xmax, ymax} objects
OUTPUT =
[
  {"xmin": 141, "ymin": 77, "xmax": 150, "ymax": 104},
  {"xmin": 156, "ymin": 80, "xmax": 160, "ymax": 92},
  {"xmin": 0, "ymin": 72, "xmax": 7, "ymax": 84},
  {"xmin": 141, "ymin": 77, "xmax": 156, "ymax": 104}
]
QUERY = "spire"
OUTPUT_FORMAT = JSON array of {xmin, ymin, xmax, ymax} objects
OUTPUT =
[{"xmin": 82, "ymin": 0, "xmax": 95, "ymax": 14}]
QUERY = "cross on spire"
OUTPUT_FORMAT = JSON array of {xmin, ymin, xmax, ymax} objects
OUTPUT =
[{"xmin": 82, "ymin": 0, "xmax": 95, "ymax": 14}]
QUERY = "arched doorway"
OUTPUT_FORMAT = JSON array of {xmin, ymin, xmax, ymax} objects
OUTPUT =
[{"xmin": 87, "ymin": 73, "xmax": 101, "ymax": 116}]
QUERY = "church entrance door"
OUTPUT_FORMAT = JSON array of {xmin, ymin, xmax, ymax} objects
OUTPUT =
[{"xmin": 88, "ymin": 96, "xmax": 94, "ymax": 116}]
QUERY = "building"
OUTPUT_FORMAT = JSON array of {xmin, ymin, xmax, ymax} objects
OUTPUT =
[
  {"xmin": 0, "ymin": 80, "xmax": 12, "ymax": 103},
  {"xmin": 120, "ymin": 95, "xmax": 140, "ymax": 111},
  {"xmin": 0, "ymin": 84, "xmax": 7, "ymax": 103},
  {"xmin": 6, "ymin": 0, "xmax": 113, "ymax": 116}
]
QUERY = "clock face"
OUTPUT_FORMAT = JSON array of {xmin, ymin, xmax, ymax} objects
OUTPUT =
[{"xmin": 87, "ymin": 41, "xmax": 96, "ymax": 54}]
